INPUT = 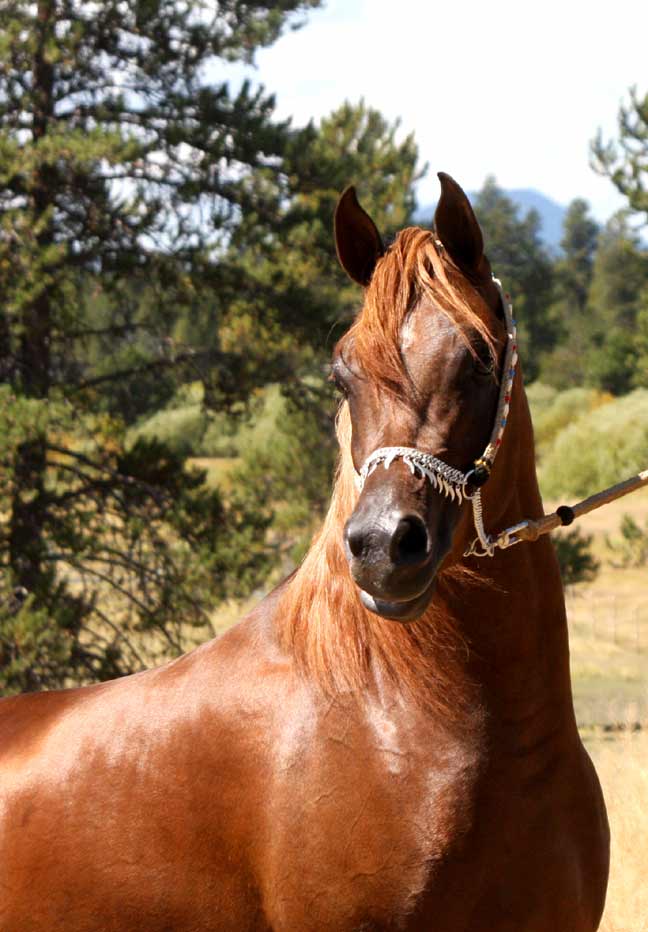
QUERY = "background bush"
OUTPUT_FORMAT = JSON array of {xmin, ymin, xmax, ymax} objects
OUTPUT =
[
  {"xmin": 553, "ymin": 527, "xmax": 600, "ymax": 586},
  {"xmin": 527, "ymin": 384, "xmax": 611, "ymax": 457},
  {"xmin": 537, "ymin": 389, "xmax": 648, "ymax": 498},
  {"xmin": 607, "ymin": 514, "xmax": 648, "ymax": 568}
]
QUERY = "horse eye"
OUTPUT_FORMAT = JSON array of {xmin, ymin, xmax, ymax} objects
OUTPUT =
[
  {"xmin": 472, "ymin": 350, "xmax": 495, "ymax": 378},
  {"xmin": 473, "ymin": 360, "xmax": 493, "ymax": 378},
  {"xmin": 329, "ymin": 370, "xmax": 349, "ymax": 397}
]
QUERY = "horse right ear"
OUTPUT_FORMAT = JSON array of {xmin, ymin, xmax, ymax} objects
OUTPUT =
[
  {"xmin": 434, "ymin": 172, "xmax": 485, "ymax": 278},
  {"xmin": 334, "ymin": 186, "xmax": 384, "ymax": 287}
]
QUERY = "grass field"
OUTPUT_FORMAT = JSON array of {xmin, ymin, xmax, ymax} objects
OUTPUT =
[
  {"xmin": 553, "ymin": 488, "xmax": 648, "ymax": 930},
  {"xmin": 558, "ymin": 486, "xmax": 648, "ymax": 731},
  {"xmin": 593, "ymin": 731, "xmax": 648, "ymax": 931}
]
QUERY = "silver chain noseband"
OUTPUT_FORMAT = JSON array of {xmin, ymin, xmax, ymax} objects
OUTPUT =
[{"xmin": 354, "ymin": 277, "xmax": 518, "ymax": 558}]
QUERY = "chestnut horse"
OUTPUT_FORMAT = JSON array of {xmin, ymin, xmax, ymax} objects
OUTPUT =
[{"xmin": 0, "ymin": 174, "xmax": 609, "ymax": 931}]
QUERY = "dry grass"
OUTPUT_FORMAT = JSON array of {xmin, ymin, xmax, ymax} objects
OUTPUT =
[
  {"xmin": 590, "ymin": 730, "xmax": 648, "ymax": 931},
  {"xmin": 552, "ymin": 487, "xmax": 648, "ymax": 728},
  {"xmin": 553, "ymin": 488, "xmax": 648, "ymax": 930}
]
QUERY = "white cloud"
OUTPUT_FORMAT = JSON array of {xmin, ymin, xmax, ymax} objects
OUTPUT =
[{"xmin": 239, "ymin": 0, "xmax": 648, "ymax": 221}]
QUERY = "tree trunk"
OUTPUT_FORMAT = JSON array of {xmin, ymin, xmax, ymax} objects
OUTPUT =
[{"xmin": 8, "ymin": 0, "xmax": 56, "ymax": 596}]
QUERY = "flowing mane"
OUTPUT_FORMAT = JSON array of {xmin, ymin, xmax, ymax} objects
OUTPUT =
[{"xmin": 278, "ymin": 227, "xmax": 492, "ymax": 712}]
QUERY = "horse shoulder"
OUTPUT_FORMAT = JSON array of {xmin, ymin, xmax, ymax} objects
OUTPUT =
[{"xmin": 0, "ymin": 591, "xmax": 300, "ymax": 931}]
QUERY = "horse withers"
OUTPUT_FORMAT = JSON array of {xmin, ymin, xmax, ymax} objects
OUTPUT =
[{"xmin": 0, "ymin": 174, "xmax": 609, "ymax": 931}]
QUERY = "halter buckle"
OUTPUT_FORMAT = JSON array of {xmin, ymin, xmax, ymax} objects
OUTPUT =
[{"xmin": 465, "ymin": 459, "xmax": 491, "ymax": 490}]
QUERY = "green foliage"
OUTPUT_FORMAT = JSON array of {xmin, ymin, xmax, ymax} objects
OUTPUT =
[
  {"xmin": 201, "ymin": 415, "xmax": 247, "ymax": 459},
  {"xmin": 129, "ymin": 405, "xmax": 209, "ymax": 459},
  {"xmin": 0, "ymin": 382, "xmax": 276, "ymax": 693},
  {"xmin": 553, "ymin": 528, "xmax": 600, "ymax": 587},
  {"xmin": 582, "ymin": 213, "xmax": 648, "ymax": 394},
  {"xmin": 589, "ymin": 87, "xmax": 648, "ymax": 393},
  {"xmin": 0, "ymin": 0, "xmax": 324, "ymax": 693},
  {"xmin": 212, "ymin": 99, "xmax": 426, "ymax": 362},
  {"xmin": 232, "ymin": 384, "xmax": 338, "ymax": 564},
  {"xmin": 539, "ymin": 199, "xmax": 599, "ymax": 388},
  {"xmin": 540, "ymin": 390, "xmax": 648, "ymax": 498},
  {"xmin": 634, "ymin": 287, "xmax": 648, "ymax": 389},
  {"xmin": 559, "ymin": 199, "xmax": 600, "ymax": 308},
  {"xmin": 0, "ymin": 593, "xmax": 77, "ymax": 696},
  {"xmin": 525, "ymin": 381, "xmax": 559, "ymax": 411},
  {"xmin": 592, "ymin": 85, "xmax": 648, "ymax": 225},
  {"xmin": 129, "ymin": 383, "xmax": 294, "ymax": 460},
  {"xmin": 606, "ymin": 514, "xmax": 648, "ymax": 568},
  {"xmin": 527, "ymin": 384, "xmax": 610, "ymax": 458},
  {"xmin": 472, "ymin": 177, "xmax": 555, "ymax": 380}
]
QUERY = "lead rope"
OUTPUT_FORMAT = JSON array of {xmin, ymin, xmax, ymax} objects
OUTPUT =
[{"xmin": 482, "ymin": 469, "xmax": 648, "ymax": 552}]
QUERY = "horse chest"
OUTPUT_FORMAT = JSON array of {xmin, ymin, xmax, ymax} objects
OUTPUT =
[
  {"xmin": 258, "ymin": 700, "xmax": 602, "ymax": 932},
  {"xmin": 260, "ymin": 706, "xmax": 486, "ymax": 930}
]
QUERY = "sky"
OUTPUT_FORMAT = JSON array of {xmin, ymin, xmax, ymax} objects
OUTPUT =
[{"xmin": 226, "ymin": 0, "xmax": 648, "ymax": 223}]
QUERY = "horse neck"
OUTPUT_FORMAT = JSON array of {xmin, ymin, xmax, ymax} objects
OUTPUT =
[
  {"xmin": 442, "ymin": 377, "xmax": 576, "ymax": 724},
  {"xmin": 277, "ymin": 385, "xmax": 576, "ymax": 731}
]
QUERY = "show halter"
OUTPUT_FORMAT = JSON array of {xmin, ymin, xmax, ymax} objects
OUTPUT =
[
  {"xmin": 355, "ymin": 276, "xmax": 648, "ymax": 557},
  {"xmin": 355, "ymin": 277, "xmax": 517, "ymax": 558}
]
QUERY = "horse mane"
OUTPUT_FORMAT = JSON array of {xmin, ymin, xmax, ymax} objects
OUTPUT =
[{"xmin": 277, "ymin": 228, "xmax": 492, "ymax": 714}]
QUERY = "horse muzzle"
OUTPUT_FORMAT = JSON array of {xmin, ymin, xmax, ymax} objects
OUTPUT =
[{"xmin": 344, "ymin": 498, "xmax": 451, "ymax": 623}]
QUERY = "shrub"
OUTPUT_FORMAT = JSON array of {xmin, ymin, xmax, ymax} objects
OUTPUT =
[
  {"xmin": 607, "ymin": 514, "xmax": 648, "ymax": 568},
  {"xmin": 127, "ymin": 405, "xmax": 208, "ymax": 458},
  {"xmin": 527, "ymin": 384, "xmax": 610, "ymax": 457},
  {"xmin": 231, "ymin": 386, "xmax": 337, "ymax": 566},
  {"xmin": 200, "ymin": 413, "xmax": 243, "ymax": 458},
  {"xmin": 540, "ymin": 389, "xmax": 648, "ymax": 498},
  {"xmin": 552, "ymin": 527, "xmax": 600, "ymax": 587},
  {"xmin": 525, "ymin": 381, "xmax": 558, "ymax": 414}
]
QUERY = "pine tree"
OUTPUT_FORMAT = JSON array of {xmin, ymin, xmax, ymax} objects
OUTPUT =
[
  {"xmin": 591, "ymin": 85, "xmax": 648, "ymax": 392},
  {"xmin": 472, "ymin": 177, "xmax": 555, "ymax": 380},
  {"xmin": 634, "ymin": 286, "xmax": 648, "ymax": 388},
  {"xmin": 539, "ymin": 199, "xmax": 599, "ymax": 388},
  {"xmin": 558, "ymin": 200, "xmax": 599, "ymax": 313},
  {"xmin": 583, "ymin": 212, "xmax": 648, "ymax": 394},
  {"xmin": 591, "ymin": 86, "xmax": 648, "ymax": 225},
  {"xmin": 0, "ymin": 0, "xmax": 320, "ymax": 693}
]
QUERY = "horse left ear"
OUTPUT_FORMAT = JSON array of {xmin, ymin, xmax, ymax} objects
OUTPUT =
[
  {"xmin": 434, "ymin": 172, "xmax": 485, "ymax": 277},
  {"xmin": 334, "ymin": 186, "xmax": 384, "ymax": 287}
]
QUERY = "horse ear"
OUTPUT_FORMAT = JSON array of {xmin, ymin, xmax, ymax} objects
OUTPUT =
[
  {"xmin": 434, "ymin": 172, "xmax": 484, "ymax": 277},
  {"xmin": 334, "ymin": 186, "xmax": 384, "ymax": 287}
]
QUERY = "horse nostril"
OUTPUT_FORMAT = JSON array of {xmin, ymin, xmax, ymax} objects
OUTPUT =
[
  {"xmin": 391, "ymin": 516, "xmax": 429, "ymax": 566},
  {"xmin": 345, "ymin": 520, "xmax": 366, "ymax": 559}
]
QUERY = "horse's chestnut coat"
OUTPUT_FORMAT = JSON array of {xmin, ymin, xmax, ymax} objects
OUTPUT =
[{"xmin": 0, "ymin": 174, "xmax": 609, "ymax": 931}]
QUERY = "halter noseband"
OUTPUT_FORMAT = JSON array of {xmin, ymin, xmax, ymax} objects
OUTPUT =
[{"xmin": 354, "ymin": 277, "xmax": 518, "ymax": 558}]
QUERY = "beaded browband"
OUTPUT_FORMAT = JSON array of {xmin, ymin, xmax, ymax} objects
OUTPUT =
[{"xmin": 355, "ymin": 277, "xmax": 518, "ymax": 558}]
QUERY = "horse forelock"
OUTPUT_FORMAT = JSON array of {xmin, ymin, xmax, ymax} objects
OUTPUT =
[{"xmin": 338, "ymin": 227, "xmax": 497, "ymax": 392}]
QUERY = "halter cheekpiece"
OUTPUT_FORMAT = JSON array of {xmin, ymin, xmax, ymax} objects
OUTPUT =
[{"xmin": 354, "ymin": 276, "xmax": 518, "ymax": 558}]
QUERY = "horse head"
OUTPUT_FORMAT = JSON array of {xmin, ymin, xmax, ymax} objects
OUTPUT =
[{"xmin": 333, "ymin": 173, "xmax": 510, "ymax": 622}]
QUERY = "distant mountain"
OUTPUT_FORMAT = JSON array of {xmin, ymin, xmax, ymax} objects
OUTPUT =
[
  {"xmin": 415, "ymin": 188, "xmax": 567, "ymax": 254},
  {"xmin": 503, "ymin": 189, "xmax": 566, "ymax": 252}
]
